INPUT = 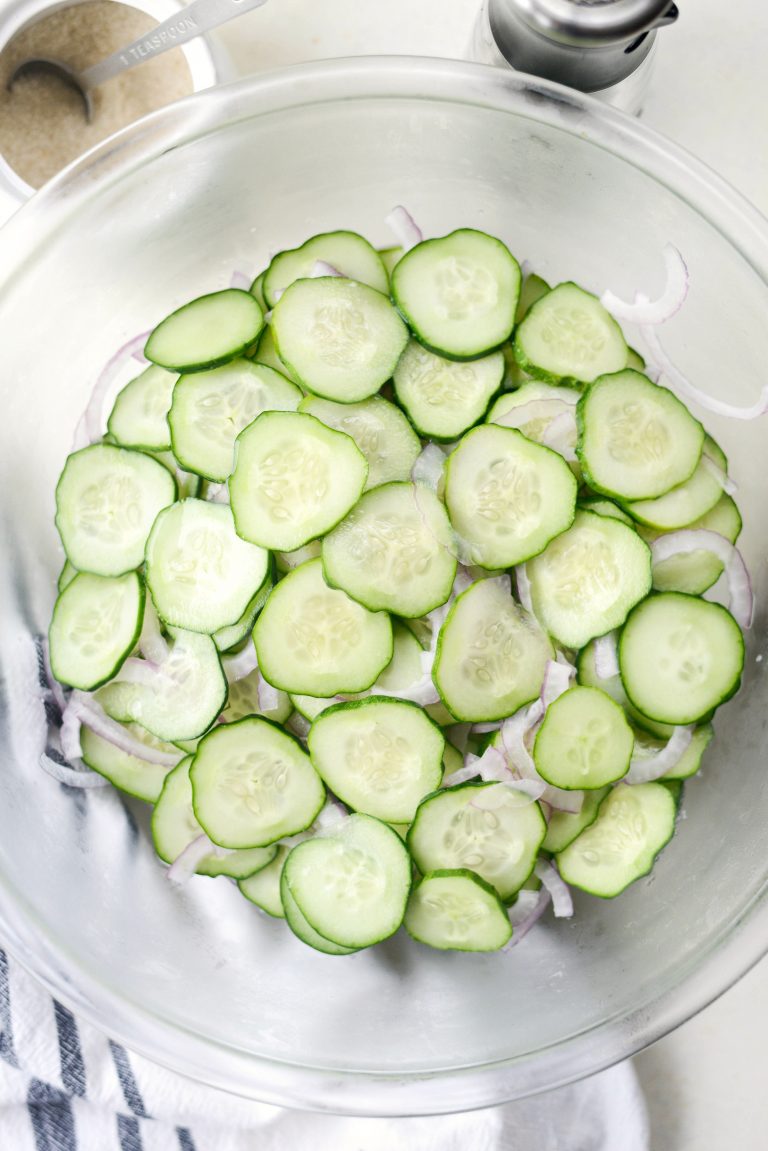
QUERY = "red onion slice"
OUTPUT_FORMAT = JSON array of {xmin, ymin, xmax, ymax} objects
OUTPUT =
[
  {"xmin": 411, "ymin": 443, "xmax": 446, "ymax": 491},
  {"xmin": 594, "ymin": 632, "xmax": 620, "ymax": 680},
  {"xmin": 311, "ymin": 260, "xmax": 343, "ymax": 278},
  {"xmin": 540, "ymin": 410, "xmax": 578, "ymax": 462},
  {"xmin": 287, "ymin": 713, "xmax": 311, "ymax": 741},
  {"xmin": 376, "ymin": 674, "xmax": 441, "ymax": 707},
  {"xmin": 68, "ymin": 692, "xmax": 181, "ymax": 767},
  {"xmin": 642, "ymin": 321, "xmax": 768, "ymax": 420},
  {"xmin": 446, "ymin": 722, "xmax": 472, "ymax": 755},
  {"xmin": 257, "ymin": 678, "xmax": 281, "ymax": 712},
  {"xmin": 601, "ymin": 244, "xmax": 689, "ymax": 327},
  {"xmin": 626, "ymin": 726, "xmax": 695, "ymax": 784},
  {"xmin": 468, "ymin": 779, "xmax": 547, "ymax": 810},
  {"xmin": 534, "ymin": 859, "xmax": 574, "ymax": 918},
  {"xmin": 222, "ymin": 644, "xmax": 259, "ymax": 683},
  {"xmin": 167, "ymin": 834, "xmax": 224, "ymax": 885},
  {"xmin": 40, "ymin": 752, "xmax": 111, "ymax": 789},
  {"xmin": 385, "ymin": 205, "xmax": 423, "ymax": 252},
  {"xmin": 701, "ymin": 454, "xmax": 738, "ymax": 496},
  {"xmin": 501, "ymin": 704, "xmax": 584, "ymax": 814},
  {"xmin": 472, "ymin": 720, "xmax": 502, "ymax": 734},
  {"xmin": 494, "ymin": 397, "xmax": 577, "ymax": 432},
  {"xmin": 541, "ymin": 659, "xmax": 575, "ymax": 709},
  {"xmin": 314, "ymin": 800, "xmax": 349, "ymax": 834},
  {"xmin": 138, "ymin": 603, "xmax": 169, "ymax": 665},
  {"xmin": 84, "ymin": 331, "xmax": 151, "ymax": 442},
  {"xmin": 60, "ymin": 705, "xmax": 83, "ymax": 761},
  {"xmin": 650, "ymin": 529, "xmax": 753, "ymax": 628},
  {"xmin": 229, "ymin": 270, "xmax": 252, "ymax": 291},
  {"xmin": 515, "ymin": 563, "xmax": 534, "ymax": 614},
  {"xmin": 206, "ymin": 482, "xmax": 230, "ymax": 504},
  {"xmin": 503, "ymin": 887, "xmax": 551, "ymax": 950}
]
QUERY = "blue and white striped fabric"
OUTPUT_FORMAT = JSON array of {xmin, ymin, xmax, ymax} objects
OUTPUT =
[{"xmin": 0, "ymin": 946, "xmax": 650, "ymax": 1151}]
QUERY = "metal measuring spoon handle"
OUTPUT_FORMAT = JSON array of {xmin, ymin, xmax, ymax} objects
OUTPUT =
[{"xmin": 80, "ymin": 0, "xmax": 269, "ymax": 90}]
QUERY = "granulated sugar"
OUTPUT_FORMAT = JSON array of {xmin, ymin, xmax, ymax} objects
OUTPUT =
[{"xmin": 0, "ymin": 1, "xmax": 193, "ymax": 188}]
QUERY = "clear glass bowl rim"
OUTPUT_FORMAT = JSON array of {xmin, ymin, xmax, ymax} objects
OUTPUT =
[{"xmin": 1, "ymin": 55, "xmax": 767, "ymax": 1116}]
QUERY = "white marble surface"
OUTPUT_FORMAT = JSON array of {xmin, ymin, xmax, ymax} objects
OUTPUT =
[{"xmin": 214, "ymin": 3, "xmax": 768, "ymax": 1149}]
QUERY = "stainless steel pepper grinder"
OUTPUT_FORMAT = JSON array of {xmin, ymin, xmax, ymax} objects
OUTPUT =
[{"xmin": 472, "ymin": 0, "xmax": 679, "ymax": 115}]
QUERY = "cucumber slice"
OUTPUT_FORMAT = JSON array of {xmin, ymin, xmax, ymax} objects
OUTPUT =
[
  {"xmin": 274, "ymin": 541, "xmax": 322, "ymax": 575},
  {"xmin": 263, "ymin": 230, "xmax": 388, "ymax": 307},
  {"xmin": 220, "ymin": 666, "xmax": 292, "ymax": 725},
  {"xmin": 55, "ymin": 444, "xmax": 176, "ymax": 576},
  {"xmin": 556, "ymin": 782, "xmax": 677, "ymax": 897},
  {"xmin": 253, "ymin": 559, "xmax": 393, "ymax": 697},
  {"xmin": 626, "ymin": 347, "xmax": 646, "ymax": 372},
  {"xmin": 145, "ymin": 289, "xmax": 265, "ymax": 373},
  {"xmin": 238, "ymin": 845, "xmax": 288, "ymax": 918},
  {"xmin": 212, "ymin": 575, "xmax": 273, "ymax": 653},
  {"xmin": 229, "ymin": 411, "xmax": 367, "ymax": 551},
  {"xmin": 107, "ymin": 365, "xmax": 177, "ymax": 451},
  {"xmin": 152, "ymin": 758, "xmax": 278, "ymax": 879},
  {"xmin": 111, "ymin": 628, "xmax": 227, "ymax": 742},
  {"xmin": 576, "ymin": 638, "xmax": 674, "ymax": 740},
  {"xmin": 533, "ymin": 685, "xmax": 634, "ymax": 789},
  {"xmin": 280, "ymin": 875, "xmax": 359, "ymax": 955},
  {"xmin": 516, "ymin": 272, "xmax": 551, "ymax": 323},
  {"xmin": 578, "ymin": 498, "xmax": 634, "ymax": 526},
  {"xmin": 638, "ymin": 494, "xmax": 742, "ymax": 595},
  {"xmin": 514, "ymin": 282, "xmax": 628, "ymax": 385},
  {"xmin": 283, "ymin": 814, "xmax": 411, "ymax": 948},
  {"xmin": 168, "ymin": 360, "xmax": 302, "ymax": 482},
  {"xmin": 250, "ymin": 270, "xmax": 267, "ymax": 310},
  {"xmin": 541, "ymin": 787, "xmax": 610, "ymax": 853},
  {"xmin": 379, "ymin": 245, "xmax": 403, "ymax": 279},
  {"xmin": 393, "ymin": 340, "xmax": 504, "ymax": 439},
  {"xmin": 619, "ymin": 593, "xmax": 744, "ymax": 725},
  {"xmin": 392, "ymin": 229, "xmax": 521, "ymax": 359},
  {"xmin": 190, "ymin": 717, "xmax": 325, "ymax": 849},
  {"xmin": 433, "ymin": 577, "xmax": 553, "ymax": 722},
  {"xmin": 48, "ymin": 572, "xmax": 144, "ymax": 690},
  {"xmin": 623, "ymin": 441, "xmax": 727, "ymax": 529},
  {"xmin": 271, "ymin": 278, "xmax": 408, "ymax": 402},
  {"xmin": 251, "ymin": 324, "xmax": 299, "ymax": 382},
  {"xmin": 487, "ymin": 380, "xmax": 581, "ymax": 443},
  {"xmin": 145, "ymin": 499, "xmax": 270, "ymax": 634},
  {"xmin": 289, "ymin": 693, "xmax": 337, "ymax": 722},
  {"xmin": 149, "ymin": 450, "xmax": 201, "ymax": 499},
  {"xmin": 577, "ymin": 371, "xmax": 705, "ymax": 500},
  {"xmin": 407, "ymin": 782, "xmax": 546, "ymax": 901},
  {"xmin": 308, "ymin": 698, "xmax": 445, "ymax": 823},
  {"xmin": 630, "ymin": 723, "xmax": 714, "ymax": 782},
  {"xmin": 80, "ymin": 723, "xmax": 180, "ymax": 802},
  {"xmin": 322, "ymin": 482, "xmax": 457, "ymax": 617},
  {"xmin": 289, "ymin": 623, "xmax": 424, "ymax": 723},
  {"xmin": 57, "ymin": 560, "xmax": 79, "ymax": 593},
  {"xmin": 299, "ymin": 394, "xmax": 421, "ymax": 491},
  {"xmin": 404, "ymin": 869, "xmax": 512, "ymax": 952},
  {"xmin": 526, "ymin": 509, "xmax": 652, "ymax": 649},
  {"xmin": 374, "ymin": 622, "xmax": 424, "ymax": 693},
  {"xmin": 442, "ymin": 741, "xmax": 464, "ymax": 776},
  {"xmin": 444, "ymin": 424, "xmax": 577, "ymax": 569}
]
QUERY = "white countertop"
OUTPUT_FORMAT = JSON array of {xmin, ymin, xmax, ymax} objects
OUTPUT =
[{"xmin": 215, "ymin": 3, "xmax": 768, "ymax": 1149}]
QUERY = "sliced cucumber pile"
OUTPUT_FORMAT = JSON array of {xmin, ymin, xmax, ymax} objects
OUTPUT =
[{"xmin": 45, "ymin": 219, "xmax": 750, "ymax": 956}]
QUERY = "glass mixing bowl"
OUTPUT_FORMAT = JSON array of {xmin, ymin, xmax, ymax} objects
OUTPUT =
[{"xmin": 0, "ymin": 57, "xmax": 767, "ymax": 1117}]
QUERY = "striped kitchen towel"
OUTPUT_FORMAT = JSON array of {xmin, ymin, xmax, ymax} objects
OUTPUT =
[{"xmin": 0, "ymin": 945, "xmax": 649, "ymax": 1151}]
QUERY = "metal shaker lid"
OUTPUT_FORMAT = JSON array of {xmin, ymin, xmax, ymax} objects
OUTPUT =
[
  {"xmin": 487, "ymin": 0, "xmax": 679, "ymax": 92},
  {"xmin": 508, "ymin": 0, "xmax": 678, "ymax": 48}
]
